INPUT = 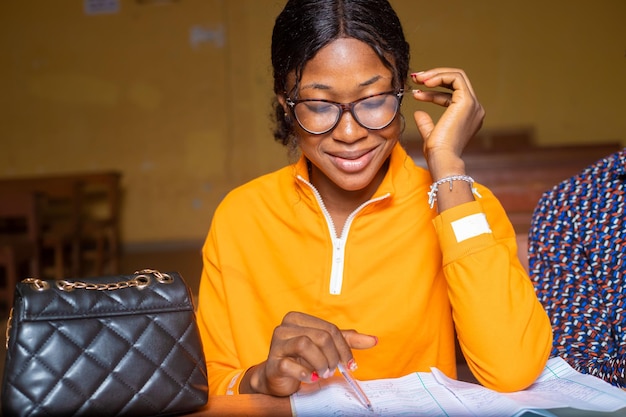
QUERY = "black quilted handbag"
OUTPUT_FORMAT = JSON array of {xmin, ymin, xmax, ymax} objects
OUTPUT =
[{"xmin": 2, "ymin": 269, "xmax": 208, "ymax": 417}]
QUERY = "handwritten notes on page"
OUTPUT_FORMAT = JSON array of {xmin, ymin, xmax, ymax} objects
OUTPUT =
[
  {"xmin": 290, "ymin": 357, "xmax": 626, "ymax": 417},
  {"xmin": 501, "ymin": 357, "xmax": 626, "ymax": 412}
]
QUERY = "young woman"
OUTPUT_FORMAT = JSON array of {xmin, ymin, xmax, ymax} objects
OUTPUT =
[{"xmin": 197, "ymin": 0, "xmax": 552, "ymax": 397}]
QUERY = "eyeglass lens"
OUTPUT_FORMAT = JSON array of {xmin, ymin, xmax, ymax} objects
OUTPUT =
[{"xmin": 293, "ymin": 93, "xmax": 400, "ymax": 134}]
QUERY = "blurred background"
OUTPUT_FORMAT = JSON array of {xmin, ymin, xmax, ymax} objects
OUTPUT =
[{"xmin": 0, "ymin": 0, "xmax": 625, "ymax": 293}]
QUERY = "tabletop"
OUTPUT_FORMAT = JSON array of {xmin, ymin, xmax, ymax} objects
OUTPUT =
[{"xmin": 185, "ymin": 394, "xmax": 292, "ymax": 417}]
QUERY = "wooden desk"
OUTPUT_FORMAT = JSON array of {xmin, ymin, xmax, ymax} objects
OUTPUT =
[
  {"xmin": 186, "ymin": 363, "xmax": 477, "ymax": 416},
  {"xmin": 185, "ymin": 394, "xmax": 291, "ymax": 417}
]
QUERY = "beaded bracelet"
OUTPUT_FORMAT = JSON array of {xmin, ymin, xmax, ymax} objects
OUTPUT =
[{"xmin": 427, "ymin": 175, "xmax": 482, "ymax": 209}]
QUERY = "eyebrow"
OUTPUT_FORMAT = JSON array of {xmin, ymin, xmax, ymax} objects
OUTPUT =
[{"xmin": 300, "ymin": 75, "xmax": 386, "ymax": 91}]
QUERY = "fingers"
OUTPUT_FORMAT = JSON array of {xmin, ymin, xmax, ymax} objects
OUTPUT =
[
  {"xmin": 342, "ymin": 329, "xmax": 378, "ymax": 350},
  {"xmin": 407, "ymin": 68, "xmax": 485, "ymax": 176},
  {"xmin": 272, "ymin": 320, "xmax": 342, "ymax": 378},
  {"xmin": 409, "ymin": 68, "xmax": 484, "ymax": 139},
  {"xmin": 410, "ymin": 68, "xmax": 477, "ymax": 110},
  {"xmin": 258, "ymin": 312, "xmax": 377, "ymax": 396},
  {"xmin": 412, "ymin": 89, "xmax": 453, "ymax": 108},
  {"xmin": 279, "ymin": 312, "xmax": 356, "ymax": 368},
  {"xmin": 411, "ymin": 68, "xmax": 475, "ymax": 95},
  {"xmin": 412, "ymin": 110, "xmax": 435, "ymax": 143}
]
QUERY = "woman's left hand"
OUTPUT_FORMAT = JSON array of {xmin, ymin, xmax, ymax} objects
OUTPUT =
[{"xmin": 410, "ymin": 68, "xmax": 485, "ymax": 179}]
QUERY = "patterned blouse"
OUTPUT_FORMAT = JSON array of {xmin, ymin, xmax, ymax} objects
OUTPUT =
[{"xmin": 528, "ymin": 148, "xmax": 626, "ymax": 387}]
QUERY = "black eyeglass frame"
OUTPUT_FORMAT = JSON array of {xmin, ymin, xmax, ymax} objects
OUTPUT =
[{"xmin": 285, "ymin": 90, "xmax": 404, "ymax": 135}]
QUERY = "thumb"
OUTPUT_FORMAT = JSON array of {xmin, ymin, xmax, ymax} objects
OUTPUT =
[
  {"xmin": 413, "ymin": 110, "xmax": 434, "ymax": 141},
  {"xmin": 342, "ymin": 329, "xmax": 378, "ymax": 350}
]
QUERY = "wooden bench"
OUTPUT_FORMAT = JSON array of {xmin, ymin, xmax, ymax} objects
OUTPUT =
[{"xmin": 405, "ymin": 138, "xmax": 622, "ymax": 235}]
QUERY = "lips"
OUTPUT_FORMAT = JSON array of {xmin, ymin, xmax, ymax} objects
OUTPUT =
[{"xmin": 329, "ymin": 148, "xmax": 376, "ymax": 173}]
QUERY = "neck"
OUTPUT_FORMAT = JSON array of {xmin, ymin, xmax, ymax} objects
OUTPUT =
[{"xmin": 307, "ymin": 158, "xmax": 389, "ymax": 219}]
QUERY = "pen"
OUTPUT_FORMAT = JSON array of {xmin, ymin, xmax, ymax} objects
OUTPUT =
[{"xmin": 337, "ymin": 362, "xmax": 373, "ymax": 411}]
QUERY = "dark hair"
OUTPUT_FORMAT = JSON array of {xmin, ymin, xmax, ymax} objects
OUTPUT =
[{"xmin": 271, "ymin": 0, "xmax": 410, "ymax": 147}]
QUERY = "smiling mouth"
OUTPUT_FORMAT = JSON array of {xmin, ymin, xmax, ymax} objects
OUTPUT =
[
  {"xmin": 330, "ymin": 148, "xmax": 373, "ymax": 160},
  {"xmin": 329, "ymin": 148, "xmax": 376, "ymax": 172}
]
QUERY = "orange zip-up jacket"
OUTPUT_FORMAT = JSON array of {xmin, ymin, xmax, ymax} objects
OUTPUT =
[{"xmin": 197, "ymin": 143, "xmax": 552, "ymax": 395}]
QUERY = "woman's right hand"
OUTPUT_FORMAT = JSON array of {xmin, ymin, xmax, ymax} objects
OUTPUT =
[{"xmin": 239, "ymin": 311, "xmax": 378, "ymax": 396}]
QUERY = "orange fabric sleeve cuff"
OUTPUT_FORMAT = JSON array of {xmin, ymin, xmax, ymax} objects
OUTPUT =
[{"xmin": 432, "ymin": 201, "xmax": 497, "ymax": 266}]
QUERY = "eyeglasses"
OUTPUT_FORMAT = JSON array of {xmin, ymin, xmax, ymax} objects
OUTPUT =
[{"xmin": 286, "ymin": 90, "xmax": 403, "ymax": 135}]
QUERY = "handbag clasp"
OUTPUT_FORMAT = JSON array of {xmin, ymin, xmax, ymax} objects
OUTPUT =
[{"xmin": 22, "ymin": 278, "xmax": 50, "ymax": 291}]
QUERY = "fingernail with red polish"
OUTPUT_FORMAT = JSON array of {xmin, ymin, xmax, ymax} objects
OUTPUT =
[
  {"xmin": 347, "ymin": 359, "xmax": 358, "ymax": 372},
  {"xmin": 310, "ymin": 371, "xmax": 319, "ymax": 382}
]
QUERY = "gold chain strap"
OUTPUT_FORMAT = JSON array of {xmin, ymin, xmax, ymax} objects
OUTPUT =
[
  {"xmin": 6, "ymin": 269, "xmax": 173, "ymax": 349},
  {"xmin": 134, "ymin": 269, "xmax": 174, "ymax": 284},
  {"xmin": 55, "ymin": 275, "xmax": 152, "ymax": 292},
  {"xmin": 20, "ymin": 269, "xmax": 173, "ymax": 292},
  {"xmin": 5, "ymin": 307, "xmax": 12, "ymax": 350}
]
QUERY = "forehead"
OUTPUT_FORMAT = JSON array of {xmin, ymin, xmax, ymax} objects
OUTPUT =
[{"xmin": 290, "ymin": 38, "xmax": 394, "ymax": 94}]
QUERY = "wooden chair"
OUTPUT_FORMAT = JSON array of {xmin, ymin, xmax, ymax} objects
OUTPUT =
[
  {"xmin": 36, "ymin": 180, "xmax": 83, "ymax": 279},
  {"xmin": 0, "ymin": 171, "xmax": 122, "ymax": 279},
  {"xmin": 77, "ymin": 172, "xmax": 122, "ymax": 276},
  {"xmin": 0, "ymin": 191, "xmax": 42, "ymax": 310}
]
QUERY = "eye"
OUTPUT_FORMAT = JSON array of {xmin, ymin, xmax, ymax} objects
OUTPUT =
[
  {"xmin": 359, "ymin": 95, "xmax": 389, "ymax": 110},
  {"xmin": 301, "ymin": 101, "xmax": 337, "ymax": 114}
]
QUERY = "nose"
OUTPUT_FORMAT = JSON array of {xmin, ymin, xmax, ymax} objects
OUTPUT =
[{"xmin": 332, "ymin": 109, "xmax": 368, "ymax": 143}]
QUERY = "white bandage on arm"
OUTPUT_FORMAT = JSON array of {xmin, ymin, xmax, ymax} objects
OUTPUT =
[{"xmin": 450, "ymin": 213, "xmax": 492, "ymax": 242}]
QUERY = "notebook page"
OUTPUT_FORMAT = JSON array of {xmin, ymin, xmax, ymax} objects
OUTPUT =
[
  {"xmin": 430, "ymin": 368, "xmax": 555, "ymax": 417},
  {"xmin": 503, "ymin": 357, "xmax": 626, "ymax": 412},
  {"xmin": 291, "ymin": 371, "xmax": 522, "ymax": 417}
]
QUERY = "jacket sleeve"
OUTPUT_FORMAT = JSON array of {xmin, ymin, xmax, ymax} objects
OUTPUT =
[
  {"xmin": 432, "ymin": 186, "xmax": 553, "ymax": 392},
  {"xmin": 196, "ymin": 221, "xmax": 246, "ymax": 395}
]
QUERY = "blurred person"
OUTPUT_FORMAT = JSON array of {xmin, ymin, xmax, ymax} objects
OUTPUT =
[{"xmin": 529, "ymin": 148, "xmax": 626, "ymax": 388}]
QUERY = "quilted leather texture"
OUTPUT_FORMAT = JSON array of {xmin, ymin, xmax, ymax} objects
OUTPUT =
[{"xmin": 2, "ymin": 271, "xmax": 208, "ymax": 417}]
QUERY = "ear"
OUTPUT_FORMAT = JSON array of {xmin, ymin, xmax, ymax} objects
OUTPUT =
[{"xmin": 276, "ymin": 93, "xmax": 289, "ymax": 115}]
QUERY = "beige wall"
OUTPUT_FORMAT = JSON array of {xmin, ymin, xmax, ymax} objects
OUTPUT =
[{"xmin": 1, "ymin": 0, "xmax": 624, "ymax": 247}]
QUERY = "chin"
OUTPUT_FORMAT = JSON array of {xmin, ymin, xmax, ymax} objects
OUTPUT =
[{"xmin": 336, "ymin": 177, "xmax": 375, "ymax": 193}]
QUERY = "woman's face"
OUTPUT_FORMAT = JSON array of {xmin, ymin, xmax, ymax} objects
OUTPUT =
[{"xmin": 282, "ymin": 38, "xmax": 402, "ymax": 195}]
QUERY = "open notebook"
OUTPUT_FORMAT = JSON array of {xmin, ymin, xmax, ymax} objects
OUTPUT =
[{"xmin": 290, "ymin": 357, "xmax": 626, "ymax": 417}]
